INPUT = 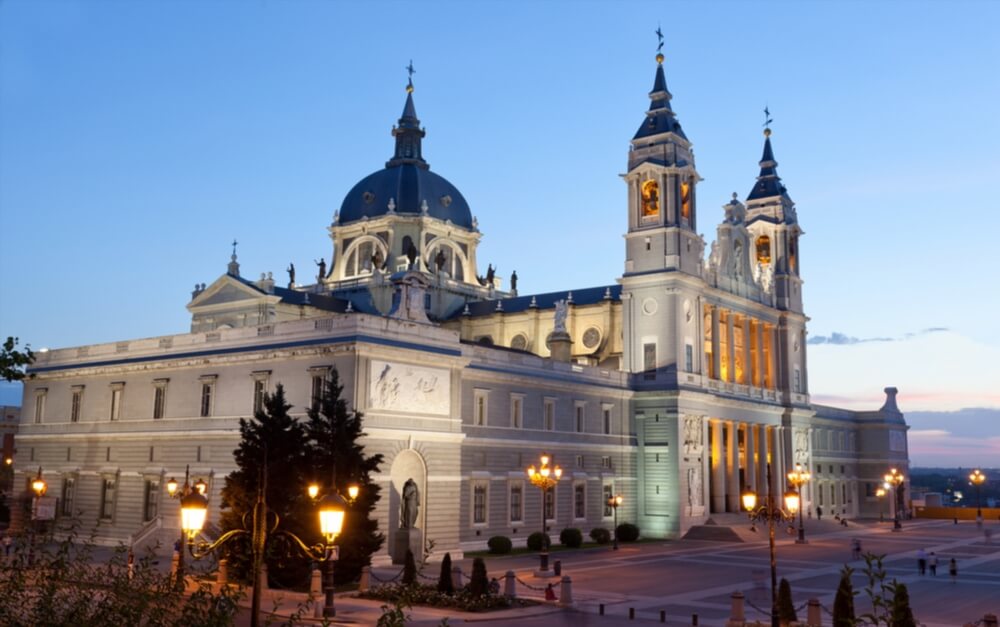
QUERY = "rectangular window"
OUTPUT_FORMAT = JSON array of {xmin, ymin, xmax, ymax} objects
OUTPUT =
[
  {"xmin": 200, "ymin": 383, "xmax": 213, "ymax": 417},
  {"xmin": 544, "ymin": 487, "xmax": 556, "ymax": 522},
  {"xmin": 842, "ymin": 483, "xmax": 847, "ymax": 505},
  {"xmin": 309, "ymin": 367, "xmax": 331, "ymax": 413},
  {"xmin": 472, "ymin": 482, "xmax": 488, "ymax": 525},
  {"xmin": 70, "ymin": 386, "xmax": 83, "ymax": 423},
  {"xmin": 109, "ymin": 383, "xmax": 124, "ymax": 421},
  {"xmin": 830, "ymin": 484, "xmax": 836, "ymax": 506},
  {"xmin": 510, "ymin": 395, "xmax": 523, "ymax": 429},
  {"xmin": 543, "ymin": 399, "xmax": 555, "ymax": 431},
  {"xmin": 61, "ymin": 477, "xmax": 76, "ymax": 516},
  {"xmin": 34, "ymin": 389, "xmax": 47, "ymax": 424},
  {"xmin": 818, "ymin": 485, "xmax": 824, "ymax": 506},
  {"xmin": 143, "ymin": 480, "xmax": 159, "ymax": 522},
  {"xmin": 602, "ymin": 404, "xmax": 613, "ymax": 435},
  {"xmin": 574, "ymin": 483, "xmax": 586, "ymax": 519},
  {"xmin": 601, "ymin": 456, "xmax": 612, "ymax": 469},
  {"xmin": 509, "ymin": 482, "xmax": 523, "ymax": 523},
  {"xmin": 100, "ymin": 478, "xmax": 117, "ymax": 520},
  {"xmin": 685, "ymin": 344, "xmax": 694, "ymax": 372},
  {"xmin": 152, "ymin": 379, "xmax": 168, "ymax": 419},
  {"xmin": 793, "ymin": 368, "xmax": 802, "ymax": 393},
  {"xmin": 253, "ymin": 380, "xmax": 266, "ymax": 414},
  {"xmin": 643, "ymin": 342, "xmax": 656, "ymax": 380},
  {"xmin": 575, "ymin": 455, "xmax": 584, "ymax": 468},
  {"xmin": 603, "ymin": 484, "xmax": 614, "ymax": 517},
  {"xmin": 575, "ymin": 402, "xmax": 585, "ymax": 433},
  {"xmin": 474, "ymin": 390, "xmax": 488, "ymax": 426}
]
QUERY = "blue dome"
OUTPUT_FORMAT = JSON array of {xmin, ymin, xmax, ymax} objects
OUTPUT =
[{"xmin": 338, "ymin": 163, "xmax": 474, "ymax": 229}]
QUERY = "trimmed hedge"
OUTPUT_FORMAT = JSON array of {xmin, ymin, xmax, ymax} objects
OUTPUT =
[
  {"xmin": 487, "ymin": 535, "xmax": 512, "ymax": 554},
  {"xmin": 616, "ymin": 522, "xmax": 640, "ymax": 542},
  {"xmin": 559, "ymin": 528, "xmax": 583, "ymax": 548},
  {"xmin": 589, "ymin": 527, "xmax": 611, "ymax": 545},
  {"xmin": 526, "ymin": 531, "xmax": 551, "ymax": 551}
]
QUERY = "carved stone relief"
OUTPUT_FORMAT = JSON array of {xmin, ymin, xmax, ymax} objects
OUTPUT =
[
  {"xmin": 369, "ymin": 360, "xmax": 450, "ymax": 416},
  {"xmin": 794, "ymin": 428, "xmax": 809, "ymax": 463},
  {"xmin": 687, "ymin": 465, "xmax": 703, "ymax": 507},
  {"xmin": 683, "ymin": 415, "xmax": 704, "ymax": 455}
]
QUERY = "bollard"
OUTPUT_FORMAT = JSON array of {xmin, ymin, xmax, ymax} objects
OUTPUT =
[
  {"xmin": 504, "ymin": 570, "xmax": 516, "ymax": 598},
  {"xmin": 630, "ymin": 608, "xmax": 635, "ymax": 620},
  {"xmin": 218, "ymin": 559, "xmax": 228, "ymax": 586},
  {"xmin": 451, "ymin": 565, "xmax": 464, "ymax": 589},
  {"xmin": 312, "ymin": 566, "xmax": 323, "ymax": 618},
  {"xmin": 559, "ymin": 575, "xmax": 574, "ymax": 606},
  {"xmin": 806, "ymin": 598, "xmax": 822, "ymax": 626},
  {"xmin": 692, "ymin": 613, "xmax": 699, "ymax": 626},
  {"xmin": 726, "ymin": 591, "xmax": 745, "ymax": 626},
  {"xmin": 599, "ymin": 603, "xmax": 605, "ymax": 616},
  {"xmin": 359, "ymin": 566, "xmax": 370, "ymax": 592},
  {"xmin": 554, "ymin": 560, "xmax": 562, "ymax": 576},
  {"xmin": 661, "ymin": 610, "xmax": 666, "ymax": 623}
]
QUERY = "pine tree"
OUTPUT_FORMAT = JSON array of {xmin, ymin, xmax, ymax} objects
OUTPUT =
[
  {"xmin": 777, "ymin": 577, "xmax": 798, "ymax": 624},
  {"xmin": 219, "ymin": 384, "xmax": 313, "ymax": 587},
  {"xmin": 437, "ymin": 553, "xmax": 454, "ymax": 594},
  {"xmin": 890, "ymin": 583, "xmax": 916, "ymax": 627},
  {"xmin": 468, "ymin": 557, "xmax": 489, "ymax": 597},
  {"xmin": 833, "ymin": 567, "xmax": 856, "ymax": 627},
  {"xmin": 305, "ymin": 367, "xmax": 384, "ymax": 584}
]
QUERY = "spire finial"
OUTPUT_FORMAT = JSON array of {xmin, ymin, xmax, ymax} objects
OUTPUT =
[
  {"xmin": 763, "ymin": 106, "xmax": 773, "ymax": 137},
  {"xmin": 655, "ymin": 24, "xmax": 664, "ymax": 64},
  {"xmin": 231, "ymin": 239, "xmax": 238, "ymax": 258},
  {"xmin": 406, "ymin": 60, "xmax": 415, "ymax": 93}
]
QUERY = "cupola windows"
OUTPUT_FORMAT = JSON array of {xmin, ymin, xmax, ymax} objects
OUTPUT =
[
  {"xmin": 756, "ymin": 235, "xmax": 771, "ymax": 264},
  {"xmin": 680, "ymin": 181, "xmax": 692, "ymax": 222}
]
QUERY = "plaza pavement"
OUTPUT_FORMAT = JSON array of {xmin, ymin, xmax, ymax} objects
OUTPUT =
[{"xmin": 238, "ymin": 517, "xmax": 999, "ymax": 626}]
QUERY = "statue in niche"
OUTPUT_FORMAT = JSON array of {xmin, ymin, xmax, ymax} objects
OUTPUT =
[
  {"xmin": 641, "ymin": 179, "xmax": 660, "ymax": 217},
  {"xmin": 553, "ymin": 299, "xmax": 568, "ymax": 333},
  {"xmin": 733, "ymin": 240, "xmax": 745, "ymax": 278},
  {"xmin": 687, "ymin": 466, "xmax": 703, "ymax": 507},
  {"xmin": 401, "ymin": 478, "xmax": 420, "ymax": 529},
  {"xmin": 314, "ymin": 258, "xmax": 327, "ymax": 282},
  {"xmin": 708, "ymin": 241, "xmax": 720, "ymax": 272},
  {"xmin": 372, "ymin": 249, "xmax": 384, "ymax": 271},
  {"xmin": 794, "ymin": 430, "xmax": 809, "ymax": 463},
  {"xmin": 434, "ymin": 249, "xmax": 446, "ymax": 272},
  {"xmin": 405, "ymin": 241, "xmax": 418, "ymax": 269},
  {"xmin": 683, "ymin": 415, "xmax": 704, "ymax": 454},
  {"xmin": 759, "ymin": 263, "xmax": 774, "ymax": 293},
  {"xmin": 286, "ymin": 263, "xmax": 295, "ymax": 286}
]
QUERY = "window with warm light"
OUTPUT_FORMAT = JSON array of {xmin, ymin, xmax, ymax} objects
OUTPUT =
[
  {"xmin": 680, "ymin": 181, "xmax": 692, "ymax": 221},
  {"xmin": 756, "ymin": 235, "xmax": 771, "ymax": 264},
  {"xmin": 641, "ymin": 179, "xmax": 660, "ymax": 217}
]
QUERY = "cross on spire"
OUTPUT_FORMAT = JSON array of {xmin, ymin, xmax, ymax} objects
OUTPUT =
[
  {"xmin": 655, "ymin": 25, "xmax": 664, "ymax": 52},
  {"xmin": 406, "ymin": 59, "xmax": 415, "ymax": 93},
  {"xmin": 231, "ymin": 239, "xmax": 238, "ymax": 257},
  {"xmin": 763, "ymin": 106, "xmax": 773, "ymax": 130}
]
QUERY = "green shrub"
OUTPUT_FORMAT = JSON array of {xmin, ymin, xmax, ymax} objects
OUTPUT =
[
  {"xmin": 589, "ymin": 528, "xmax": 611, "ymax": 544},
  {"xmin": 487, "ymin": 535, "xmax": 512, "ymax": 554},
  {"xmin": 616, "ymin": 522, "xmax": 640, "ymax": 542},
  {"xmin": 468, "ymin": 557, "xmax": 489, "ymax": 597},
  {"xmin": 890, "ymin": 583, "xmax": 916, "ymax": 627},
  {"xmin": 832, "ymin": 567, "xmax": 855, "ymax": 627},
  {"xmin": 559, "ymin": 528, "xmax": 583, "ymax": 548},
  {"xmin": 526, "ymin": 532, "xmax": 550, "ymax": 551},
  {"xmin": 777, "ymin": 578, "xmax": 797, "ymax": 623},
  {"xmin": 437, "ymin": 553, "xmax": 454, "ymax": 594}
]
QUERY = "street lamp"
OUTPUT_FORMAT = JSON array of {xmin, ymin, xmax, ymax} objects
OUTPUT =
[
  {"xmin": 884, "ymin": 468, "xmax": 905, "ymax": 531},
  {"xmin": 786, "ymin": 463, "xmax": 811, "ymax": 544},
  {"xmin": 876, "ymin": 485, "xmax": 887, "ymax": 522},
  {"xmin": 969, "ymin": 469, "xmax": 986, "ymax": 523},
  {"xmin": 526, "ymin": 453, "xmax": 562, "ymax": 573},
  {"xmin": 165, "ymin": 464, "xmax": 197, "ymax": 585},
  {"xmin": 742, "ymin": 474, "xmax": 799, "ymax": 627},
  {"xmin": 308, "ymin": 480, "xmax": 358, "ymax": 618},
  {"xmin": 607, "ymin": 494, "xmax": 623, "ymax": 550}
]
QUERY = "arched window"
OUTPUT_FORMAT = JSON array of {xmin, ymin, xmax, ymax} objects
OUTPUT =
[
  {"xmin": 343, "ymin": 239, "xmax": 384, "ymax": 278},
  {"xmin": 680, "ymin": 181, "xmax": 691, "ymax": 221},
  {"xmin": 641, "ymin": 180, "xmax": 659, "ymax": 217},
  {"xmin": 426, "ymin": 243, "xmax": 465, "ymax": 281},
  {"xmin": 756, "ymin": 235, "xmax": 771, "ymax": 264}
]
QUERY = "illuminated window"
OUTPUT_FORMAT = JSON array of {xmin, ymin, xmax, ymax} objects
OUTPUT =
[
  {"xmin": 756, "ymin": 235, "xmax": 771, "ymax": 264},
  {"xmin": 641, "ymin": 180, "xmax": 660, "ymax": 217},
  {"xmin": 680, "ymin": 181, "xmax": 692, "ymax": 221}
]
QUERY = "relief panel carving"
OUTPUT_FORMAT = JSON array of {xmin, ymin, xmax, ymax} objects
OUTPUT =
[{"xmin": 369, "ymin": 360, "xmax": 450, "ymax": 416}]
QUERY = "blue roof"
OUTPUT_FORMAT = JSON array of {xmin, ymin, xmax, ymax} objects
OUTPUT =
[
  {"xmin": 445, "ymin": 284, "xmax": 621, "ymax": 319},
  {"xmin": 633, "ymin": 62, "xmax": 687, "ymax": 141}
]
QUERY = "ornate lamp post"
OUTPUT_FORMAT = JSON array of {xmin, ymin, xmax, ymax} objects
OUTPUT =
[
  {"xmin": 307, "ymin": 480, "xmax": 358, "ymax": 618},
  {"xmin": 876, "ymin": 485, "xmax": 887, "ymax": 522},
  {"xmin": 884, "ymin": 468, "xmax": 905, "ymax": 531},
  {"xmin": 969, "ymin": 469, "xmax": 986, "ymax": 523},
  {"xmin": 29, "ymin": 467, "xmax": 47, "ymax": 562},
  {"xmin": 526, "ymin": 453, "xmax": 561, "ymax": 573},
  {"xmin": 742, "ymin": 473, "xmax": 799, "ymax": 627},
  {"xmin": 607, "ymin": 494, "xmax": 623, "ymax": 550},
  {"xmin": 786, "ymin": 463, "xmax": 811, "ymax": 544},
  {"xmin": 165, "ymin": 464, "xmax": 197, "ymax": 585}
]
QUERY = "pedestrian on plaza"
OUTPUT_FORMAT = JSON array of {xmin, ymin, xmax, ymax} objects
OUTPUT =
[
  {"xmin": 851, "ymin": 538, "xmax": 862, "ymax": 560},
  {"xmin": 916, "ymin": 548, "xmax": 927, "ymax": 575},
  {"xmin": 929, "ymin": 552, "xmax": 938, "ymax": 576},
  {"xmin": 949, "ymin": 558, "xmax": 957, "ymax": 583},
  {"xmin": 816, "ymin": 506, "xmax": 823, "ymax": 521},
  {"xmin": 545, "ymin": 583, "xmax": 557, "ymax": 601}
]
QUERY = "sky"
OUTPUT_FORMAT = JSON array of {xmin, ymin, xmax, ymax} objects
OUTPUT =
[{"xmin": 1, "ymin": 0, "xmax": 998, "ymax": 466}]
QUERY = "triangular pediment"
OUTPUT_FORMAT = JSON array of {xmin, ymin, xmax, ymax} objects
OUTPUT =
[{"xmin": 187, "ymin": 275, "xmax": 270, "ymax": 311}]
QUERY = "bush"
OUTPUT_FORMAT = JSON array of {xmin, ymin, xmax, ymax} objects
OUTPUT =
[
  {"xmin": 526, "ymin": 532, "xmax": 550, "ymax": 551},
  {"xmin": 616, "ymin": 522, "xmax": 640, "ymax": 542},
  {"xmin": 777, "ymin": 578, "xmax": 797, "ymax": 623},
  {"xmin": 890, "ymin": 583, "xmax": 916, "ymax": 627},
  {"xmin": 468, "ymin": 557, "xmax": 489, "ymax": 597},
  {"xmin": 437, "ymin": 553, "xmax": 454, "ymax": 594},
  {"xmin": 589, "ymin": 528, "xmax": 611, "ymax": 545},
  {"xmin": 832, "ymin": 567, "xmax": 855, "ymax": 627},
  {"xmin": 402, "ymin": 549, "xmax": 417, "ymax": 586},
  {"xmin": 559, "ymin": 528, "xmax": 583, "ymax": 548},
  {"xmin": 487, "ymin": 535, "xmax": 512, "ymax": 554}
]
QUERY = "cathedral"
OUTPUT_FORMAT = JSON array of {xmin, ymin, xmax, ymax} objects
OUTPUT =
[{"xmin": 13, "ymin": 49, "xmax": 909, "ymax": 561}]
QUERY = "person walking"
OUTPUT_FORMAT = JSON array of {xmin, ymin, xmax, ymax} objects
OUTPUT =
[
  {"xmin": 851, "ymin": 538, "xmax": 862, "ymax": 560},
  {"xmin": 545, "ymin": 583, "xmax": 557, "ymax": 601},
  {"xmin": 916, "ymin": 548, "xmax": 927, "ymax": 575},
  {"xmin": 929, "ymin": 552, "xmax": 938, "ymax": 576},
  {"xmin": 949, "ymin": 558, "xmax": 958, "ymax": 583},
  {"xmin": 817, "ymin": 506, "xmax": 823, "ymax": 521}
]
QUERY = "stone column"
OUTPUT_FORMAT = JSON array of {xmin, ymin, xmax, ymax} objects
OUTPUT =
[
  {"xmin": 725, "ymin": 312, "xmax": 736, "ymax": 383},
  {"xmin": 770, "ymin": 327, "xmax": 780, "ymax": 391},
  {"xmin": 773, "ymin": 427, "xmax": 785, "ymax": 497},
  {"xmin": 710, "ymin": 419, "xmax": 726, "ymax": 513},
  {"xmin": 769, "ymin": 427, "xmax": 781, "ymax": 497},
  {"xmin": 666, "ymin": 173, "xmax": 677, "ymax": 225},
  {"xmin": 746, "ymin": 424, "xmax": 757, "ymax": 493},
  {"xmin": 742, "ymin": 317, "xmax": 752, "ymax": 386},
  {"xmin": 757, "ymin": 321, "xmax": 766, "ymax": 388},
  {"xmin": 759, "ymin": 426, "xmax": 771, "ymax": 498},
  {"xmin": 711, "ymin": 306, "xmax": 721, "ymax": 380},
  {"xmin": 726, "ymin": 421, "xmax": 740, "ymax": 512}
]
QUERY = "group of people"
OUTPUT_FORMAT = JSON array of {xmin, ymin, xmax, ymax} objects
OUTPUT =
[{"xmin": 917, "ymin": 548, "xmax": 957, "ymax": 582}]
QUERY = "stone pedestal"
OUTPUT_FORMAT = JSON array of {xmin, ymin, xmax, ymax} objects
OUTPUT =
[
  {"xmin": 391, "ymin": 528, "xmax": 423, "ymax": 565},
  {"xmin": 549, "ymin": 331, "xmax": 572, "ymax": 362}
]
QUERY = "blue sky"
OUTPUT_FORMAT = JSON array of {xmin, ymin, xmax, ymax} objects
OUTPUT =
[{"xmin": 1, "ymin": 1, "xmax": 998, "ymax": 464}]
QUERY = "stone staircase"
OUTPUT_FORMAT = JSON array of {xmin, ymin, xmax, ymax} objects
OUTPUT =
[{"xmin": 682, "ymin": 513, "xmax": 776, "ymax": 542}]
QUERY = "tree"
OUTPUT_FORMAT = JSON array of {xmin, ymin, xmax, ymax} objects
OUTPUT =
[
  {"xmin": 219, "ymin": 384, "xmax": 313, "ymax": 588},
  {"xmin": 777, "ymin": 577, "xmax": 797, "ymax": 624},
  {"xmin": 437, "ymin": 552, "xmax": 454, "ymax": 594},
  {"xmin": 0, "ymin": 336, "xmax": 34, "ymax": 382},
  {"xmin": 833, "ymin": 566, "xmax": 857, "ymax": 627},
  {"xmin": 305, "ymin": 367, "xmax": 384, "ymax": 584},
  {"xmin": 890, "ymin": 583, "xmax": 916, "ymax": 627},
  {"xmin": 468, "ymin": 557, "xmax": 489, "ymax": 597}
]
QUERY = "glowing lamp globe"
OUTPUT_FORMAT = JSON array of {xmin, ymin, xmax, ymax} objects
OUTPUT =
[
  {"xmin": 784, "ymin": 489, "xmax": 800, "ymax": 514},
  {"xmin": 180, "ymin": 491, "xmax": 209, "ymax": 539},
  {"xmin": 307, "ymin": 483, "xmax": 320, "ymax": 499},
  {"xmin": 347, "ymin": 484, "xmax": 360, "ymax": 501},
  {"xmin": 166, "ymin": 477, "xmax": 179, "ymax": 497},
  {"xmin": 318, "ymin": 492, "xmax": 347, "ymax": 544},
  {"xmin": 742, "ymin": 490, "xmax": 758, "ymax": 511},
  {"xmin": 32, "ymin": 477, "xmax": 47, "ymax": 497}
]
